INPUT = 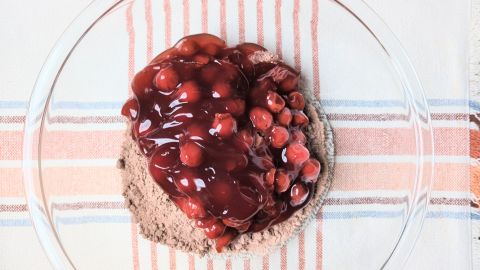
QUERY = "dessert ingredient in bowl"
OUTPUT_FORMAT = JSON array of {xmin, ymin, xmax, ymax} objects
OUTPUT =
[{"xmin": 120, "ymin": 33, "xmax": 326, "ymax": 252}]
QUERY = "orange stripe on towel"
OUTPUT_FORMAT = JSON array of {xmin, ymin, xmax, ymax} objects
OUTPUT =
[{"xmin": 471, "ymin": 128, "xmax": 480, "ymax": 207}]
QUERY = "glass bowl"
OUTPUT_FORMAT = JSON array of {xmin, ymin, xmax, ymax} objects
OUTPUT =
[{"xmin": 23, "ymin": 0, "xmax": 434, "ymax": 269}]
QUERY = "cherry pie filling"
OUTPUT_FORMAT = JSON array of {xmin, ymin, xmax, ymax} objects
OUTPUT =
[{"xmin": 121, "ymin": 34, "xmax": 321, "ymax": 252}]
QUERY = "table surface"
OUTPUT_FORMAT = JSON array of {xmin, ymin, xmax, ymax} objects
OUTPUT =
[{"xmin": 0, "ymin": 0, "xmax": 476, "ymax": 269}]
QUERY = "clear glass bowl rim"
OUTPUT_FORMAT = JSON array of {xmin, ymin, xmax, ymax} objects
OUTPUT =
[{"xmin": 22, "ymin": 0, "xmax": 435, "ymax": 269}]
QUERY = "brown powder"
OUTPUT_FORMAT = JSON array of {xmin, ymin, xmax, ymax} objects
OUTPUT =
[
  {"xmin": 119, "ymin": 101, "xmax": 333, "ymax": 257},
  {"xmin": 119, "ymin": 52, "xmax": 334, "ymax": 256}
]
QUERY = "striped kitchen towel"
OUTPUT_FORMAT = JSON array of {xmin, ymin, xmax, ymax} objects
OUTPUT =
[{"xmin": 0, "ymin": 0, "xmax": 473, "ymax": 269}]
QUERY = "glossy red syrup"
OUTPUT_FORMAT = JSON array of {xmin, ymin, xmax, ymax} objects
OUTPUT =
[{"xmin": 121, "ymin": 34, "xmax": 321, "ymax": 252}]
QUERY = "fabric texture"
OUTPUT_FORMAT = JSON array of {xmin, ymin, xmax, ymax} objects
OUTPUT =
[
  {"xmin": 0, "ymin": 0, "xmax": 474, "ymax": 269},
  {"xmin": 470, "ymin": 0, "xmax": 480, "ymax": 269}
]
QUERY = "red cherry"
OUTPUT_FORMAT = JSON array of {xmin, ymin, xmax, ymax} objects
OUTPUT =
[
  {"xmin": 215, "ymin": 229, "xmax": 238, "ymax": 252},
  {"xmin": 131, "ymin": 65, "xmax": 158, "ymax": 97},
  {"xmin": 279, "ymin": 73, "xmax": 299, "ymax": 92},
  {"xmin": 249, "ymin": 107, "xmax": 273, "ymax": 132},
  {"xmin": 203, "ymin": 43, "xmax": 220, "ymax": 56},
  {"xmin": 148, "ymin": 172, "xmax": 182, "ymax": 198},
  {"xmin": 292, "ymin": 110, "xmax": 309, "ymax": 127},
  {"xmin": 175, "ymin": 81, "xmax": 201, "ymax": 103},
  {"xmin": 234, "ymin": 128, "xmax": 254, "ymax": 151},
  {"xmin": 187, "ymin": 33, "xmax": 226, "ymax": 49},
  {"xmin": 249, "ymin": 79, "xmax": 274, "ymax": 101},
  {"xmin": 285, "ymin": 143, "xmax": 310, "ymax": 165},
  {"xmin": 290, "ymin": 182, "xmax": 309, "ymax": 206},
  {"xmin": 150, "ymin": 47, "xmax": 178, "ymax": 64},
  {"xmin": 179, "ymin": 197, "xmax": 207, "ymax": 219},
  {"xmin": 200, "ymin": 64, "xmax": 220, "ymax": 84},
  {"xmin": 264, "ymin": 168, "xmax": 276, "ymax": 187},
  {"xmin": 211, "ymin": 113, "xmax": 237, "ymax": 138},
  {"xmin": 121, "ymin": 98, "xmax": 139, "ymax": 120},
  {"xmin": 179, "ymin": 64, "xmax": 196, "ymax": 81},
  {"xmin": 301, "ymin": 158, "xmax": 321, "ymax": 183},
  {"xmin": 204, "ymin": 221, "xmax": 226, "ymax": 239},
  {"xmin": 209, "ymin": 179, "xmax": 234, "ymax": 205},
  {"xmin": 277, "ymin": 107, "xmax": 292, "ymax": 126},
  {"xmin": 175, "ymin": 169, "xmax": 200, "ymax": 194},
  {"xmin": 223, "ymin": 154, "xmax": 248, "ymax": 172},
  {"xmin": 195, "ymin": 216, "xmax": 217, "ymax": 228},
  {"xmin": 187, "ymin": 122, "xmax": 210, "ymax": 141},
  {"xmin": 225, "ymin": 99, "xmax": 246, "ymax": 117},
  {"xmin": 238, "ymin": 129, "xmax": 254, "ymax": 147},
  {"xmin": 257, "ymin": 78, "xmax": 276, "ymax": 92},
  {"xmin": 291, "ymin": 129, "xmax": 306, "ymax": 144},
  {"xmin": 149, "ymin": 162, "xmax": 175, "ymax": 193},
  {"xmin": 154, "ymin": 67, "xmax": 179, "ymax": 90},
  {"xmin": 287, "ymin": 92, "xmax": 305, "ymax": 110},
  {"xmin": 263, "ymin": 65, "xmax": 298, "ymax": 92},
  {"xmin": 236, "ymin": 43, "xmax": 267, "ymax": 56},
  {"xmin": 180, "ymin": 141, "xmax": 204, "ymax": 167},
  {"xmin": 270, "ymin": 126, "xmax": 289, "ymax": 148},
  {"xmin": 265, "ymin": 91, "xmax": 285, "ymax": 113},
  {"xmin": 173, "ymin": 197, "xmax": 188, "ymax": 211},
  {"xmin": 175, "ymin": 38, "xmax": 199, "ymax": 56},
  {"xmin": 221, "ymin": 62, "xmax": 240, "ymax": 81},
  {"xmin": 212, "ymin": 81, "xmax": 232, "ymax": 98},
  {"xmin": 149, "ymin": 144, "xmax": 179, "ymax": 171},
  {"xmin": 193, "ymin": 53, "xmax": 211, "ymax": 65},
  {"xmin": 275, "ymin": 169, "xmax": 292, "ymax": 193}
]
